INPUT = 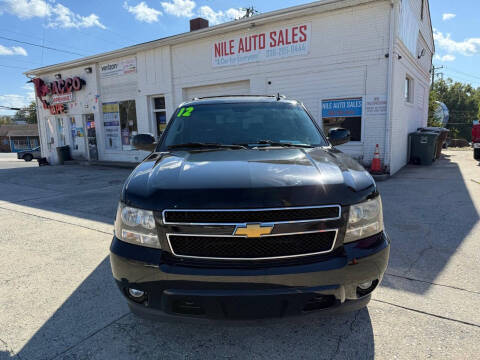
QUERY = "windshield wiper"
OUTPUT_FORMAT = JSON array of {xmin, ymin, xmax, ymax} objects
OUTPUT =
[
  {"xmin": 255, "ymin": 140, "xmax": 315, "ymax": 148},
  {"xmin": 167, "ymin": 142, "xmax": 247, "ymax": 150}
]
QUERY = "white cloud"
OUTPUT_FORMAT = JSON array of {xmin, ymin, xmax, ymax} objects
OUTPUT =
[
  {"xmin": 442, "ymin": 13, "xmax": 456, "ymax": 21},
  {"xmin": 0, "ymin": 0, "xmax": 106, "ymax": 29},
  {"xmin": 161, "ymin": 0, "xmax": 195, "ymax": 17},
  {"xmin": 0, "ymin": 94, "xmax": 34, "ymax": 114},
  {"xmin": 433, "ymin": 29, "xmax": 480, "ymax": 56},
  {"xmin": 0, "ymin": 45, "xmax": 27, "ymax": 56},
  {"xmin": 198, "ymin": 6, "xmax": 243, "ymax": 25},
  {"xmin": 123, "ymin": 1, "xmax": 162, "ymax": 23},
  {"xmin": 0, "ymin": 0, "xmax": 49, "ymax": 18},
  {"xmin": 434, "ymin": 54, "xmax": 456, "ymax": 62}
]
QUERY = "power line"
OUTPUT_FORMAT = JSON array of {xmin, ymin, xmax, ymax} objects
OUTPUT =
[{"xmin": 0, "ymin": 35, "xmax": 85, "ymax": 56}]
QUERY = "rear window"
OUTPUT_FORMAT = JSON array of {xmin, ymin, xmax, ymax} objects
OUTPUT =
[{"xmin": 161, "ymin": 102, "xmax": 327, "ymax": 148}]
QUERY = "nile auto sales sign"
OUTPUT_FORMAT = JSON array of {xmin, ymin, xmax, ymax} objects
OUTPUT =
[{"xmin": 212, "ymin": 23, "xmax": 311, "ymax": 67}]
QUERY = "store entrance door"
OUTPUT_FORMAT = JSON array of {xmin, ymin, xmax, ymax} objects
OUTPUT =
[
  {"xmin": 85, "ymin": 114, "xmax": 98, "ymax": 160},
  {"xmin": 69, "ymin": 116, "xmax": 88, "ymax": 160}
]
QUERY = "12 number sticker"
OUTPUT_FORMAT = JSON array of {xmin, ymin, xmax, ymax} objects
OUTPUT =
[{"xmin": 177, "ymin": 107, "xmax": 194, "ymax": 117}]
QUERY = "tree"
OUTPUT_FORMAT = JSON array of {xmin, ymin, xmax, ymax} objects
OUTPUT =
[
  {"xmin": 430, "ymin": 78, "xmax": 480, "ymax": 141},
  {"xmin": 13, "ymin": 101, "xmax": 37, "ymax": 124},
  {"xmin": 0, "ymin": 115, "xmax": 13, "ymax": 125}
]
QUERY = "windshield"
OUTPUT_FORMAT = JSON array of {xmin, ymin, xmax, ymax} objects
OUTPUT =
[{"xmin": 160, "ymin": 102, "xmax": 327, "ymax": 149}]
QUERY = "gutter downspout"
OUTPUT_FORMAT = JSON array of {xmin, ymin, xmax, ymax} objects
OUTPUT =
[{"xmin": 385, "ymin": 0, "xmax": 397, "ymax": 174}]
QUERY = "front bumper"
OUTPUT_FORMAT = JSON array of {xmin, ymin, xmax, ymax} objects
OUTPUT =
[{"xmin": 110, "ymin": 232, "xmax": 390, "ymax": 320}]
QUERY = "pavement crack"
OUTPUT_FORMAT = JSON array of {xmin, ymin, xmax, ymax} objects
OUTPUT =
[
  {"xmin": 372, "ymin": 299, "xmax": 480, "ymax": 328},
  {"xmin": 49, "ymin": 311, "xmax": 131, "ymax": 360},
  {"xmin": 0, "ymin": 337, "xmax": 23, "ymax": 360},
  {"xmin": 0, "ymin": 205, "xmax": 112, "ymax": 235},
  {"xmin": 331, "ymin": 310, "xmax": 360, "ymax": 359},
  {"xmin": 384, "ymin": 273, "xmax": 480, "ymax": 295}
]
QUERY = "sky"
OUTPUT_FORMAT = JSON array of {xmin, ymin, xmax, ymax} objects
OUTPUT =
[{"xmin": 0, "ymin": 0, "xmax": 479, "ymax": 115}]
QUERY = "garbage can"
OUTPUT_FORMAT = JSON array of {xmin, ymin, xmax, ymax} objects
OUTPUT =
[
  {"xmin": 409, "ymin": 131, "xmax": 439, "ymax": 165},
  {"xmin": 56, "ymin": 145, "xmax": 71, "ymax": 165},
  {"xmin": 418, "ymin": 127, "xmax": 450, "ymax": 159}
]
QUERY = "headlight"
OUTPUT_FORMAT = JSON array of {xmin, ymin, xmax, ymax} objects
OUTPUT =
[
  {"xmin": 115, "ymin": 203, "xmax": 160, "ymax": 248},
  {"xmin": 344, "ymin": 196, "xmax": 383, "ymax": 243}
]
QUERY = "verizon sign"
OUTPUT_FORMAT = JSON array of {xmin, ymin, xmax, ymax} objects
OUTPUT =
[{"xmin": 212, "ymin": 23, "xmax": 311, "ymax": 67}]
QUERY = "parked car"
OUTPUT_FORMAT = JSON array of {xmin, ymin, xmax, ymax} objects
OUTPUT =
[
  {"xmin": 17, "ymin": 146, "xmax": 41, "ymax": 162},
  {"xmin": 110, "ymin": 96, "xmax": 390, "ymax": 320}
]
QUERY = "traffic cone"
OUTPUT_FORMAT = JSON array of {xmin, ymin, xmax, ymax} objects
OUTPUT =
[{"xmin": 370, "ymin": 144, "xmax": 382, "ymax": 174}]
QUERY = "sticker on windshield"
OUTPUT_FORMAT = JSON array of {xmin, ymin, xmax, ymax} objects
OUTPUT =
[{"xmin": 177, "ymin": 106, "xmax": 194, "ymax": 117}]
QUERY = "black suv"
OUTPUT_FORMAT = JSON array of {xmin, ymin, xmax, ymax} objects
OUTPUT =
[{"xmin": 110, "ymin": 96, "xmax": 390, "ymax": 320}]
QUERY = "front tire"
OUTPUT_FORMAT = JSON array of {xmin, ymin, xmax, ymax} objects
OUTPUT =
[
  {"xmin": 474, "ymin": 148, "xmax": 480, "ymax": 161},
  {"xmin": 23, "ymin": 154, "xmax": 33, "ymax": 162}
]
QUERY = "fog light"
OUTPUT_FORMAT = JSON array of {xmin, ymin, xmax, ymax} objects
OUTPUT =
[
  {"xmin": 356, "ymin": 279, "xmax": 379, "ymax": 297},
  {"xmin": 128, "ymin": 288, "xmax": 145, "ymax": 298},
  {"xmin": 358, "ymin": 281, "xmax": 373, "ymax": 290}
]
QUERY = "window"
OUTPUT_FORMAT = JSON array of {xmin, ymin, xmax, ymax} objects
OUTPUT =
[
  {"xmin": 405, "ymin": 76, "xmax": 413, "ymax": 103},
  {"xmin": 421, "ymin": 0, "xmax": 425, "ymax": 20},
  {"xmin": 322, "ymin": 98, "xmax": 362, "ymax": 142},
  {"xmin": 102, "ymin": 100, "xmax": 137, "ymax": 151},
  {"xmin": 13, "ymin": 138, "xmax": 28, "ymax": 150},
  {"xmin": 119, "ymin": 100, "xmax": 137, "ymax": 150},
  {"xmin": 162, "ymin": 102, "xmax": 328, "ymax": 149},
  {"xmin": 152, "ymin": 96, "xmax": 167, "ymax": 137},
  {"xmin": 57, "ymin": 118, "xmax": 65, "ymax": 146}
]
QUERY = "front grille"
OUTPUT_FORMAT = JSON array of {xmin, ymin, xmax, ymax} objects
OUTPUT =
[
  {"xmin": 168, "ymin": 231, "xmax": 337, "ymax": 260},
  {"xmin": 163, "ymin": 206, "xmax": 340, "ymax": 224}
]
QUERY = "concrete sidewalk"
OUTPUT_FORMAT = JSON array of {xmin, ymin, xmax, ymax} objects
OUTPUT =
[{"xmin": 0, "ymin": 150, "xmax": 479, "ymax": 360}]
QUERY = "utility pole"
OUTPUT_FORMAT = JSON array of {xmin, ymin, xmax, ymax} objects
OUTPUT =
[{"xmin": 431, "ymin": 65, "xmax": 444, "ymax": 89}]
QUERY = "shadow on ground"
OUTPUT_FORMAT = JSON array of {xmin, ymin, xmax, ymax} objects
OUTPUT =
[
  {"xmin": 3, "ymin": 257, "xmax": 374, "ymax": 360},
  {"xmin": 0, "ymin": 164, "xmax": 131, "ymax": 224},
  {"xmin": 378, "ymin": 153, "xmax": 479, "ymax": 293}
]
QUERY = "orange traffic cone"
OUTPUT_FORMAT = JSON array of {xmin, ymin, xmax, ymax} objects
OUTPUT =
[{"xmin": 370, "ymin": 144, "xmax": 382, "ymax": 173}]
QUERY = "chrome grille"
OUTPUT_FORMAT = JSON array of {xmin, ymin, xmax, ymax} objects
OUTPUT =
[
  {"xmin": 163, "ymin": 205, "xmax": 341, "ymax": 225},
  {"xmin": 167, "ymin": 230, "xmax": 337, "ymax": 260}
]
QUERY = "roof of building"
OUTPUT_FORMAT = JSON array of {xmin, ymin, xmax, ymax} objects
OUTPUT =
[
  {"xmin": 24, "ymin": 0, "xmax": 383, "ymax": 76},
  {"xmin": 0, "ymin": 124, "xmax": 39, "ymax": 137}
]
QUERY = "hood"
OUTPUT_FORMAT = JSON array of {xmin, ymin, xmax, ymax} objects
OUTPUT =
[{"xmin": 122, "ymin": 148, "xmax": 376, "ymax": 209}]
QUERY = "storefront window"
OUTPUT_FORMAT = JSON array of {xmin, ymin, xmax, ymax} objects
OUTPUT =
[
  {"xmin": 152, "ymin": 96, "xmax": 166, "ymax": 137},
  {"xmin": 322, "ymin": 98, "xmax": 362, "ymax": 142},
  {"xmin": 102, "ymin": 100, "xmax": 137, "ymax": 151},
  {"xmin": 120, "ymin": 100, "xmax": 137, "ymax": 150}
]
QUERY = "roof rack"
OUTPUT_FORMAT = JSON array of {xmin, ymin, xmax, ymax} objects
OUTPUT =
[{"xmin": 192, "ymin": 94, "xmax": 283, "ymax": 100}]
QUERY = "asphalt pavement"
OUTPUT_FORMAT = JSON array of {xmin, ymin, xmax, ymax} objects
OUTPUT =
[{"xmin": 0, "ymin": 150, "xmax": 479, "ymax": 360}]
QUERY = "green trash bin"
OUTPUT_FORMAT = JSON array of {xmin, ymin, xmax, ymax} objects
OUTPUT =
[
  {"xmin": 418, "ymin": 127, "xmax": 449, "ymax": 159},
  {"xmin": 56, "ymin": 145, "xmax": 71, "ymax": 165},
  {"xmin": 409, "ymin": 131, "xmax": 438, "ymax": 165}
]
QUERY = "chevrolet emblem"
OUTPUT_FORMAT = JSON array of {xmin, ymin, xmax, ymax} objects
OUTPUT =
[{"xmin": 234, "ymin": 224, "xmax": 273, "ymax": 238}]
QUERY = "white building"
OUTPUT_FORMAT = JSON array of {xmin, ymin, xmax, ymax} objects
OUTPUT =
[{"xmin": 26, "ymin": 0, "xmax": 433, "ymax": 175}]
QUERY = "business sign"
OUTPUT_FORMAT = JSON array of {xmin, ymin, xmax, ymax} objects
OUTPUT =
[
  {"xmin": 212, "ymin": 23, "xmax": 311, "ymax": 67},
  {"xmin": 102, "ymin": 102, "xmax": 122, "ymax": 151},
  {"xmin": 33, "ymin": 76, "xmax": 85, "ymax": 115},
  {"xmin": 322, "ymin": 98, "xmax": 362, "ymax": 118},
  {"xmin": 100, "ymin": 58, "xmax": 137, "ymax": 78},
  {"xmin": 365, "ymin": 95, "xmax": 387, "ymax": 116},
  {"xmin": 52, "ymin": 93, "xmax": 73, "ymax": 104}
]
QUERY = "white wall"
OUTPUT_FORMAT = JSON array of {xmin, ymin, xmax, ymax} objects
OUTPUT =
[{"xmin": 36, "ymin": 65, "xmax": 100, "ymax": 164}]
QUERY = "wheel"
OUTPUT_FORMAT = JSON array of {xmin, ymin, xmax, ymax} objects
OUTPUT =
[
  {"xmin": 474, "ymin": 148, "xmax": 480, "ymax": 161},
  {"xmin": 23, "ymin": 154, "xmax": 33, "ymax": 162}
]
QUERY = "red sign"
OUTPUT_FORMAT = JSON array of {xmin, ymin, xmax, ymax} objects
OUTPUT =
[{"xmin": 33, "ymin": 76, "xmax": 85, "ymax": 115}]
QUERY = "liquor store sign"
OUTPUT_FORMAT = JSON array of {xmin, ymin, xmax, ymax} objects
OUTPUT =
[{"xmin": 212, "ymin": 23, "xmax": 311, "ymax": 67}]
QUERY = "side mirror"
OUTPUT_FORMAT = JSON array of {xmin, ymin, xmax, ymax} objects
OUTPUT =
[
  {"xmin": 328, "ymin": 127, "xmax": 351, "ymax": 146},
  {"xmin": 132, "ymin": 134, "xmax": 157, "ymax": 152}
]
